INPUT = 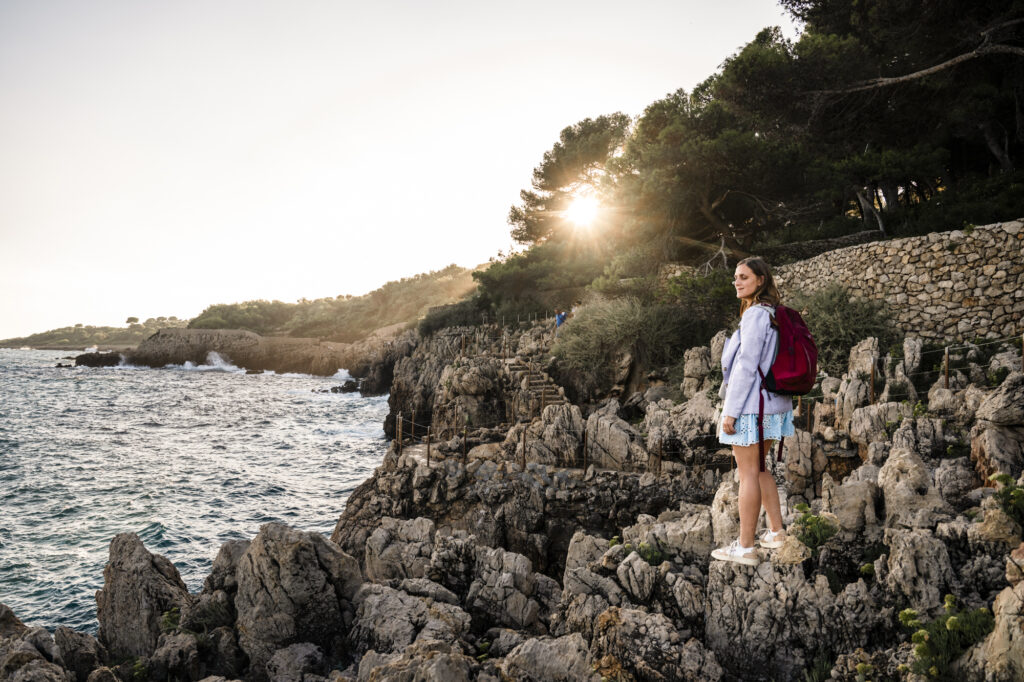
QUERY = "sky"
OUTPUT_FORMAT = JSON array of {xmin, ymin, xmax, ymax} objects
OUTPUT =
[{"xmin": 0, "ymin": 0, "xmax": 799, "ymax": 339}]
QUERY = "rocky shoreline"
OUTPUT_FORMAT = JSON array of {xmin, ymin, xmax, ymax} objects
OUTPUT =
[{"xmin": 6, "ymin": 315, "xmax": 1024, "ymax": 680}]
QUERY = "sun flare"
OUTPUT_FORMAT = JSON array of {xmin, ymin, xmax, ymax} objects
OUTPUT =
[{"xmin": 565, "ymin": 195, "xmax": 600, "ymax": 228}]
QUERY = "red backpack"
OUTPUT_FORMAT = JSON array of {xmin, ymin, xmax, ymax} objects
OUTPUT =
[{"xmin": 755, "ymin": 304, "xmax": 818, "ymax": 471}]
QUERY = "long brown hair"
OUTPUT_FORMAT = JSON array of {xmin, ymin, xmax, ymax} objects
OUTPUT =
[{"xmin": 737, "ymin": 257, "xmax": 781, "ymax": 315}]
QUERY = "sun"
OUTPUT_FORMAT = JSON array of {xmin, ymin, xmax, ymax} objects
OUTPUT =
[{"xmin": 565, "ymin": 195, "xmax": 600, "ymax": 228}]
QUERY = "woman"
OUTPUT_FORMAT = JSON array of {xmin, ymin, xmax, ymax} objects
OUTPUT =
[{"xmin": 710, "ymin": 257, "xmax": 795, "ymax": 567}]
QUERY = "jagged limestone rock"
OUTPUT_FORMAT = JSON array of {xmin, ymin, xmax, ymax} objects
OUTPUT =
[
  {"xmin": 820, "ymin": 472, "xmax": 879, "ymax": 533},
  {"xmin": 563, "ymin": 532, "xmax": 610, "ymax": 581},
  {"xmin": 364, "ymin": 516, "xmax": 436, "ymax": 583},
  {"xmin": 883, "ymin": 528, "xmax": 955, "ymax": 615},
  {"xmin": 643, "ymin": 392, "xmax": 719, "ymax": 463},
  {"xmin": 95, "ymin": 533, "xmax": 192, "ymax": 660},
  {"xmin": 54, "ymin": 627, "xmax": 106, "ymax": 682},
  {"xmin": 970, "ymin": 421, "xmax": 1024, "ymax": 482},
  {"xmin": 934, "ymin": 458, "xmax": 980, "ymax": 511},
  {"xmin": 877, "ymin": 447, "xmax": 952, "ymax": 528},
  {"xmin": 615, "ymin": 552, "xmax": 657, "ymax": 603},
  {"xmin": 681, "ymin": 346, "xmax": 712, "ymax": 400},
  {"xmin": 848, "ymin": 402, "xmax": 911, "ymax": 458},
  {"xmin": 356, "ymin": 641, "xmax": 474, "ymax": 682},
  {"xmin": 499, "ymin": 633, "xmax": 601, "ymax": 682},
  {"xmin": 955, "ymin": 581, "xmax": 1024, "ymax": 682},
  {"xmin": 347, "ymin": 584, "xmax": 470, "ymax": 656},
  {"xmin": 592, "ymin": 607, "xmax": 722, "ymax": 682},
  {"xmin": 148, "ymin": 632, "xmax": 201, "ymax": 682},
  {"xmin": 202, "ymin": 540, "xmax": 250, "ymax": 595},
  {"xmin": 234, "ymin": 523, "xmax": 361, "ymax": 680},
  {"xmin": 620, "ymin": 504, "xmax": 714, "ymax": 564},
  {"xmin": 265, "ymin": 642, "xmax": 326, "ymax": 682},
  {"xmin": 710, "ymin": 475, "xmax": 740, "ymax": 546},
  {"xmin": 584, "ymin": 400, "xmax": 649, "ymax": 472},
  {"xmin": 975, "ymin": 371, "xmax": 1024, "ymax": 425},
  {"xmin": 464, "ymin": 545, "xmax": 560, "ymax": 634},
  {"xmin": 705, "ymin": 560, "xmax": 885, "ymax": 681}
]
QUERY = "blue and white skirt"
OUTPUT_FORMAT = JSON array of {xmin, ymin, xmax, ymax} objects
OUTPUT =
[{"xmin": 718, "ymin": 410, "xmax": 795, "ymax": 446}]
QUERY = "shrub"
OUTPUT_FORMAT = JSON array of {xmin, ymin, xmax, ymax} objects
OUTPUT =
[
  {"xmin": 793, "ymin": 503, "xmax": 838, "ymax": 558},
  {"xmin": 898, "ymin": 595, "xmax": 994, "ymax": 679},
  {"xmin": 988, "ymin": 473, "xmax": 1024, "ymax": 528},
  {"xmin": 637, "ymin": 541, "xmax": 664, "ymax": 566},
  {"xmin": 418, "ymin": 298, "xmax": 484, "ymax": 336},
  {"xmin": 789, "ymin": 283, "xmax": 896, "ymax": 377},
  {"xmin": 552, "ymin": 297, "xmax": 701, "ymax": 397}
]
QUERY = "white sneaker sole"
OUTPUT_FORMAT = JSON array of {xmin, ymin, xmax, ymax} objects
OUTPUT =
[
  {"xmin": 711, "ymin": 548, "xmax": 759, "ymax": 566},
  {"xmin": 759, "ymin": 538, "xmax": 785, "ymax": 549}
]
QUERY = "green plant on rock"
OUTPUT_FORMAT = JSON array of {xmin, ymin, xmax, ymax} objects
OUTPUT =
[
  {"xmin": 899, "ymin": 595, "xmax": 994, "ymax": 680},
  {"xmin": 912, "ymin": 400, "xmax": 927, "ymax": 418},
  {"xmin": 609, "ymin": 535, "xmax": 620, "ymax": 547},
  {"xmin": 859, "ymin": 563, "xmax": 875, "ymax": 579},
  {"xmin": 131, "ymin": 659, "xmax": 148, "ymax": 681},
  {"xmin": 988, "ymin": 473, "xmax": 1024, "ymax": 528},
  {"xmin": 637, "ymin": 541, "xmax": 664, "ymax": 566},
  {"xmin": 800, "ymin": 650, "xmax": 834, "ymax": 682},
  {"xmin": 789, "ymin": 283, "xmax": 896, "ymax": 378},
  {"xmin": 160, "ymin": 607, "xmax": 180, "ymax": 633},
  {"xmin": 793, "ymin": 503, "xmax": 838, "ymax": 559},
  {"xmin": 987, "ymin": 367, "xmax": 1010, "ymax": 387},
  {"xmin": 855, "ymin": 662, "xmax": 874, "ymax": 682}
]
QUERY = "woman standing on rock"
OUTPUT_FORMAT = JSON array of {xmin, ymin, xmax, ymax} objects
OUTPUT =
[{"xmin": 711, "ymin": 257, "xmax": 795, "ymax": 566}]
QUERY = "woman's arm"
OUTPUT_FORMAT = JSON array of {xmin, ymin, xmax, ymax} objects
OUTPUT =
[{"xmin": 721, "ymin": 306, "xmax": 771, "ymax": 419}]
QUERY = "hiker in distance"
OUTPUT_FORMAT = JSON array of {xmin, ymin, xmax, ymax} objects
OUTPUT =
[{"xmin": 711, "ymin": 257, "xmax": 797, "ymax": 566}]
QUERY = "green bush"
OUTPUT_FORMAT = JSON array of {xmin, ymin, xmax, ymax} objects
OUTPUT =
[
  {"xmin": 552, "ymin": 297, "xmax": 701, "ymax": 397},
  {"xmin": 637, "ymin": 542, "xmax": 664, "ymax": 566},
  {"xmin": 793, "ymin": 503, "xmax": 838, "ymax": 559},
  {"xmin": 989, "ymin": 473, "xmax": 1024, "ymax": 528},
  {"xmin": 789, "ymin": 283, "xmax": 896, "ymax": 377},
  {"xmin": 898, "ymin": 595, "xmax": 994, "ymax": 679},
  {"xmin": 418, "ymin": 298, "xmax": 484, "ymax": 336}
]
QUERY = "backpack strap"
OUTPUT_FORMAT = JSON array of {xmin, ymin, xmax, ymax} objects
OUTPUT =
[{"xmin": 757, "ymin": 367, "xmax": 767, "ymax": 473}]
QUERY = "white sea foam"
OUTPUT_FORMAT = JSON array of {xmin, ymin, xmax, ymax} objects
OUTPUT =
[
  {"xmin": 333, "ymin": 368, "xmax": 353, "ymax": 381},
  {"xmin": 171, "ymin": 351, "xmax": 246, "ymax": 373}
]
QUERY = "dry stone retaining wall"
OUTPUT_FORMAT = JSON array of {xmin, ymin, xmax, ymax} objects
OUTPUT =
[{"xmin": 775, "ymin": 220, "xmax": 1024, "ymax": 342}]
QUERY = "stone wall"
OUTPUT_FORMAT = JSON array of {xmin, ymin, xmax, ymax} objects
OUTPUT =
[{"xmin": 775, "ymin": 220, "xmax": 1024, "ymax": 342}]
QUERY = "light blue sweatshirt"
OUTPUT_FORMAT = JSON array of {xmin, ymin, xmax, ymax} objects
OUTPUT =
[{"xmin": 721, "ymin": 304, "xmax": 793, "ymax": 419}]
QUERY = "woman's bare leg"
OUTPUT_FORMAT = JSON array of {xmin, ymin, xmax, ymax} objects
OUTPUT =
[
  {"xmin": 733, "ymin": 443, "xmax": 762, "ymax": 548},
  {"xmin": 759, "ymin": 470, "xmax": 784, "ymax": 533}
]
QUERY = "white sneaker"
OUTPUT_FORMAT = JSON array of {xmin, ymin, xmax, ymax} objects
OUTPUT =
[
  {"xmin": 711, "ymin": 540, "xmax": 759, "ymax": 566},
  {"xmin": 759, "ymin": 528, "xmax": 787, "ymax": 549}
]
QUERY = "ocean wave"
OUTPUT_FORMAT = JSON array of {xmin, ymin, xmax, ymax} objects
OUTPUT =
[{"xmin": 169, "ymin": 352, "xmax": 245, "ymax": 373}]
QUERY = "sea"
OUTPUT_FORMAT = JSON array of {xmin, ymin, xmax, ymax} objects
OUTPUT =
[{"xmin": 0, "ymin": 348, "xmax": 389, "ymax": 634}]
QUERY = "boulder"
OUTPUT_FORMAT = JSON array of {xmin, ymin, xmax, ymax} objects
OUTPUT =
[
  {"xmin": 0, "ymin": 626, "xmax": 73, "ymax": 682},
  {"xmin": 95, "ymin": 533, "xmax": 192, "ymax": 659},
  {"xmin": 500, "ymin": 633, "xmax": 600, "ymax": 681},
  {"xmin": 934, "ymin": 458, "xmax": 980, "ymax": 511},
  {"xmin": 971, "ymin": 421, "xmax": 1024, "ymax": 481},
  {"xmin": 620, "ymin": 504, "xmax": 714, "ymax": 564},
  {"xmin": 848, "ymin": 337, "xmax": 879, "ymax": 378},
  {"xmin": 710, "ymin": 476, "xmax": 740, "ymax": 546},
  {"xmin": 54, "ymin": 627, "xmax": 107, "ymax": 682},
  {"xmin": 848, "ymin": 402, "xmax": 911, "ymax": 458},
  {"xmin": 783, "ymin": 428, "xmax": 820, "ymax": 502},
  {"xmin": 265, "ymin": 642, "xmax": 326, "ymax": 682},
  {"xmin": 615, "ymin": 552, "xmax": 657, "ymax": 603},
  {"xmin": 202, "ymin": 540, "xmax": 250, "ymax": 595},
  {"xmin": 705, "ymin": 561, "xmax": 885, "ymax": 680},
  {"xmin": 465, "ymin": 546, "xmax": 560, "ymax": 634},
  {"xmin": 347, "ymin": 584, "xmax": 470, "ymax": 656},
  {"xmin": 585, "ymin": 400, "xmax": 649, "ymax": 472},
  {"xmin": 876, "ymin": 447, "xmax": 952, "ymax": 528},
  {"xmin": 681, "ymin": 346, "xmax": 712, "ymax": 400},
  {"xmin": 643, "ymin": 392, "xmax": 719, "ymax": 462},
  {"xmin": 234, "ymin": 523, "xmax": 362, "ymax": 680},
  {"xmin": 396, "ymin": 578, "xmax": 459, "ymax": 605},
  {"xmin": 883, "ymin": 528, "xmax": 955, "ymax": 615},
  {"xmin": 355, "ymin": 641, "xmax": 474, "ymax": 682},
  {"xmin": 149, "ymin": 632, "xmax": 201, "ymax": 682},
  {"xmin": 956, "ymin": 581, "xmax": 1024, "ymax": 682},
  {"xmin": 563, "ymin": 532, "xmax": 610, "ymax": 580},
  {"xmin": 820, "ymin": 472, "xmax": 880, "ymax": 534},
  {"xmin": 0, "ymin": 603, "xmax": 28, "ymax": 639},
  {"xmin": 364, "ymin": 517, "xmax": 436, "ymax": 583},
  {"xmin": 592, "ymin": 607, "xmax": 722, "ymax": 682},
  {"xmin": 976, "ymin": 371, "xmax": 1024, "ymax": 425}
]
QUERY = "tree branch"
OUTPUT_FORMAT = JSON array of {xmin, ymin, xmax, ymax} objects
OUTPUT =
[{"xmin": 813, "ymin": 43, "xmax": 1024, "ymax": 95}]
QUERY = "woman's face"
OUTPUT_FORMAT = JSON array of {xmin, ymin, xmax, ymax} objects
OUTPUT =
[{"xmin": 733, "ymin": 264, "xmax": 765, "ymax": 300}]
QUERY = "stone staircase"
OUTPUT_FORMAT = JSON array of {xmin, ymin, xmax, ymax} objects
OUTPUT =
[{"xmin": 504, "ymin": 357, "xmax": 567, "ymax": 420}]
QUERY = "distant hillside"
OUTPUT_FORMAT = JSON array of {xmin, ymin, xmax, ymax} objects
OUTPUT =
[
  {"xmin": 0, "ymin": 317, "xmax": 189, "ymax": 350},
  {"xmin": 189, "ymin": 264, "xmax": 478, "ymax": 343}
]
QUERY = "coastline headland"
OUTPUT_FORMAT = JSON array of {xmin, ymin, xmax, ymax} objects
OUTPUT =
[{"xmin": 5, "ymin": 221, "xmax": 1024, "ymax": 681}]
